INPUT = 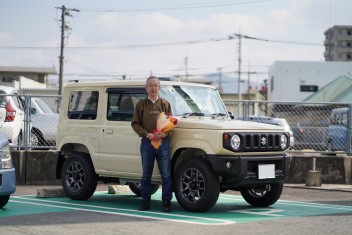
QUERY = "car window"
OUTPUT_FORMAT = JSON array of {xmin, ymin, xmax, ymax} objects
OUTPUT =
[
  {"xmin": 107, "ymin": 91, "xmax": 146, "ymax": 121},
  {"xmin": 34, "ymin": 99, "xmax": 54, "ymax": 114},
  {"xmin": 67, "ymin": 91, "xmax": 99, "ymax": 120}
]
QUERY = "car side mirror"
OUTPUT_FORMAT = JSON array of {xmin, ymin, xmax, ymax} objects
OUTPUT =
[
  {"xmin": 228, "ymin": 111, "xmax": 234, "ymax": 119},
  {"xmin": 30, "ymin": 107, "xmax": 37, "ymax": 115}
]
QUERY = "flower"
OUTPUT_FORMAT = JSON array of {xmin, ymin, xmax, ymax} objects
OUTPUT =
[{"xmin": 151, "ymin": 112, "xmax": 178, "ymax": 150}]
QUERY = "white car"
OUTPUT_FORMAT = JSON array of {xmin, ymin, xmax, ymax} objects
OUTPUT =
[
  {"xmin": 0, "ymin": 86, "xmax": 26, "ymax": 145},
  {"xmin": 0, "ymin": 97, "xmax": 6, "ymax": 126},
  {"xmin": 30, "ymin": 97, "xmax": 59, "ymax": 146}
]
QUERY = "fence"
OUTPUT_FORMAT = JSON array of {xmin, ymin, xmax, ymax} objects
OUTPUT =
[
  {"xmin": 224, "ymin": 100, "xmax": 352, "ymax": 155},
  {"xmin": 0, "ymin": 94, "xmax": 60, "ymax": 149},
  {"xmin": 0, "ymin": 93, "xmax": 351, "ymax": 155}
]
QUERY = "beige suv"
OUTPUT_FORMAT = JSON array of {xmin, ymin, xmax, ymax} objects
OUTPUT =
[{"xmin": 56, "ymin": 80, "xmax": 290, "ymax": 212}]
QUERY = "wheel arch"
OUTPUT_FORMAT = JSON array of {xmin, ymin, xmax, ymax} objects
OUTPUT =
[
  {"xmin": 171, "ymin": 147, "xmax": 209, "ymax": 178},
  {"xmin": 56, "ymin": 143, "xmax": 94, "ymax": 179}
]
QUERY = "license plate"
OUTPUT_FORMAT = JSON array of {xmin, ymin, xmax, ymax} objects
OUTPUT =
[{"xmin": 258, "ymin": 164, "xmax": 275, "ymax": 179}]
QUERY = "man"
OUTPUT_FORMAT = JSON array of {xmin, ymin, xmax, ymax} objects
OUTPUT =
[{"xmin": 131, "ymin": 76, "xmax": 173, "ymax": 212}]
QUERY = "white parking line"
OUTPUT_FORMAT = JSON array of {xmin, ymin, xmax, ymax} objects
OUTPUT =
[{"xmin": 10, "ymin": 196, "xmax": 236, "ymax": 225}]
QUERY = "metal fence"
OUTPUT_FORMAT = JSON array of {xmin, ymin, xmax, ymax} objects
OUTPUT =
[
  {"xmin": 224, "ymin": 100, "xmax": 352, "ymax": 155},
  {"xmin": 0, "ymin": 94, "xmax": 60, "ymax": 149},
  {"xmin": 1, "ymin": 93, "xmax": 351, "ymax": 155}
]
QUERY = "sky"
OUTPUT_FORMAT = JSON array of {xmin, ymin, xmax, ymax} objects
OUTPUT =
[{"xmin": 0, "ymin": 0, "xmax": 351, "ymax": 91}]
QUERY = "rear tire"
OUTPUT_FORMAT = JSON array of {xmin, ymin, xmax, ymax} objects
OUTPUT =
[
  {"xmin": 128, "ymin": 182, "xmax": 160, "ymax": 196},
  {"xmin": 61, "ymin": 153, "xmax": 97, "ymax": 200},
  {"xmin": 240, "ymin": 183, "xmax": 283, "ymax": 207}
]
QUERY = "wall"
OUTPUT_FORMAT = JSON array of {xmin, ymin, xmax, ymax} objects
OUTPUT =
[{"xmin": 11, "ymin": 150, "xmax": 352, "ymax": 185}]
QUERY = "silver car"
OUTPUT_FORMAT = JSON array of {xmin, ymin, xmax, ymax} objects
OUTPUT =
[{"xmin": 30, "ymin": 97, "xmax": 59, "ymax": 146}]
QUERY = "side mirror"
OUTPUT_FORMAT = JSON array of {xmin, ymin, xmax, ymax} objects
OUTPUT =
[
  {"xmin": 228, "ymin": 111, "xmax": 234, "ymax": 119},
  {"xmin": 30, "ymin": 107, "xmax": 37, "ymax": 115}
]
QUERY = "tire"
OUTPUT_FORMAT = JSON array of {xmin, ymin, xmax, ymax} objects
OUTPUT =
[
  {"xmin": 0, "ymin": 195, "xmax": 10, "ymax": 208},
  {"xmin": 128, "ymin": 182, "xmax": 160, "ymax": 196},
  {"xmin": 174, "ymin": 159, "xmax": 220, "ymax": 212},
  {"xmin": 18, "ymin": 131, "xmax": 41, "ymax": 147},
  {"xmin": 61, "ymin": 153, "xmax": 97, "ymax": 200},
  {"xmin": 32, "ymin": 129, "xmax": 47, "ymax": 146},
  {"xmin": 240, "ymin": 183, "xmax": 283, "ymax": 207}
]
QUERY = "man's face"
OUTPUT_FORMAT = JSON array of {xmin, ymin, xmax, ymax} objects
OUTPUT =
[{"xmin": 145, "ymin": 78, "xmax": 160, "ymax": 97}]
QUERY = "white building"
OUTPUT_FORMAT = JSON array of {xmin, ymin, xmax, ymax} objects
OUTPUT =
[{"xmin": 268, "ymin": 61, "xmax": 352, "ymax": 102}]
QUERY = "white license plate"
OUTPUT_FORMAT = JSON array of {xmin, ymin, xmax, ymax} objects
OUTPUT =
[{"xmin": 258, "ymin": 164, "xmax": 275, "ymax": 179}]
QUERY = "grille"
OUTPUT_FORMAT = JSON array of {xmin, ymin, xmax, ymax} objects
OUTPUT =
[{"xmin": 243, "ymin": 133, "xmax": 281, "ymax": 151}]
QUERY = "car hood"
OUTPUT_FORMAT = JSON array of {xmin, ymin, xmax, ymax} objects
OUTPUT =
[{"xmin": 175, "ymin": 117, "xmax": 285, "ymax": 131}]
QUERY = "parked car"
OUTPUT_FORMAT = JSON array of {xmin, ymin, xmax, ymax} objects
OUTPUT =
[
  {"xmin": 0, "ymin": 86, "xmax": 26, "ymax": 145},
  {"xmin": 327, "ymin": 108, "xmax": 350, "ymax": 151},
  {"xmin": 236, "ymin": 115, "xmax": 294, "ymax": 148},
  {"xmin": 0, "ymin": 86, "xmax": 38, "ymax": 147},
  {"xmin": 56, "ymin": 80, "xmax": 290, "ymax": 212},
  {"xmin": 0, "ymin": 103, "xmax": 16, "ymax": 208},
  {"xmin": 30, "ymin": 97, "xmax": 59, "ymax": 146},
  {"xmin": 0, "ymin": 96, "xmax": 6, "ymax": 127}
]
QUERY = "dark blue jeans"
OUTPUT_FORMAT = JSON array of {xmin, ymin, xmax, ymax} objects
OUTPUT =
[{"xmin": 140, "ymin": 137, "xmax": 172, "ymax": 203}]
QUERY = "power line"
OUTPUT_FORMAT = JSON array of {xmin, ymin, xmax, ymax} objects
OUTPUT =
[
  {"xmin": 0, "ymin": 35, "xmax": 325, "ymax": 51},
  {"xmin": 78, "ymin": 0, "xmax": 276, "ymax": 12}
]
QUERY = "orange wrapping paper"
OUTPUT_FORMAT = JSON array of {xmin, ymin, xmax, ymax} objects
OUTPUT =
[{"xmin": 151, "ymin": 112, "xmax": 177, "ymax": 150}]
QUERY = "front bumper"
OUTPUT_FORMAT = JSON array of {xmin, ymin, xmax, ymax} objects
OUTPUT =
[
  {"xmin": 0, "ymin": 168, "xmax": 16, "ymax": 195},
  {"xmin": 208, "ymin": 154, "xmax": 290, "ymax": 186}
]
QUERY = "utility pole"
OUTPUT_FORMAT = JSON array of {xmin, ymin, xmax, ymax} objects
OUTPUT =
[
  {"xmin": 56, "ymin": 5, "xmax": 79, "ymax": 95},
  {"xmin": 229, "ymin": 33, "xmax": 268, "ymax": 100},
  {"xmin": 237, "ymin": 34, "xmax": 242, "ymax": 100}
]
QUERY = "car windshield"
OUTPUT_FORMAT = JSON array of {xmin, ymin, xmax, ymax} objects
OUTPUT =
[
  {"xmin": 34, "ymin": 99, "xmax": 54, "ymax": 114},
  {"xmin": 160, "ymin": 85, "xmax": 228, "ymax": 117}
]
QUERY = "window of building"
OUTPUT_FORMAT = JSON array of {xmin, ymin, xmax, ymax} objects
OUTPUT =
[
  {"xmin": 347, "ymin": 54, "xmax": 351, "ymax": 61},
  {"xmin": 300, "ymin": 85, "xmax": 318, "ymax": 92},
  {"xmin": 347, "ymin": 30, "xmax": 352, "ymax": 36}
]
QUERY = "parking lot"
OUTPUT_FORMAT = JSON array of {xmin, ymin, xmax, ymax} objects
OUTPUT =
[{"xmin": 1, "ymin": 185, "xmax": 352, "ymax": 234}]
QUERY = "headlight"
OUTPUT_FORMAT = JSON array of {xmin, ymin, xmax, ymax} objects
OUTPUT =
[
  {"xmin": 1, "ymin": 144, "xmax": 13, "ymax": 169},
  {"xmin": 231, "ymin": 134, "xmax": 241, "ymax": 150},
  {"xmin": 280, "ymin": 134, "xmax": 288, "ymax": 149}
]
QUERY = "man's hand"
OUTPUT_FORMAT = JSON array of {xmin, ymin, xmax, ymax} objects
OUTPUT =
[{"xmin": 153, "ymin": 132, "xmax": 166, "ymax": 140}]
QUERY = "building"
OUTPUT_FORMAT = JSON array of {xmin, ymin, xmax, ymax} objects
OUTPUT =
[
  {"xmin": 268, "ymin": 61, "xmax": 352, "ymax": 102},
  {"xmin": 324, "ymin": 25, "xmax": 352, "ymax": 61},
  {"xmin": 0, "ymin": 66, "xmax": 57, "ymax": 95}
]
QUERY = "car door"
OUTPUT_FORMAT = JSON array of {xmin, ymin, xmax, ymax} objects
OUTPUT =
[{"xmin": 99, "ymin": 88, "xmax": 149, "ymax": 178}]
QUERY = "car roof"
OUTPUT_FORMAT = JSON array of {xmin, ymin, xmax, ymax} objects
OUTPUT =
[
  {"xmin": 63, "ymin": 80, "xmax": 216, "ymax": 89},
  {"xmin": 0, "ymin": 85, "xmax": 20, "ymax": 94}
]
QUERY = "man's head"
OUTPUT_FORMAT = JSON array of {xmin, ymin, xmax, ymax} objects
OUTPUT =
[{"xmin": 145, "ymin": 76, "xmax": 160, "ymax": 99}]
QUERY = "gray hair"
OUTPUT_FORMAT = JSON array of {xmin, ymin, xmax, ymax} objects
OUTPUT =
[{"xmin": 145, "ymin": 76, "xmax": 160, "ymax": 87}]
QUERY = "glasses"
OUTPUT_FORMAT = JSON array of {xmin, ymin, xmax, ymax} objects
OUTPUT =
[{"xmin": 147, "ymin": 84, "xmax": 159, "ymax": 88}]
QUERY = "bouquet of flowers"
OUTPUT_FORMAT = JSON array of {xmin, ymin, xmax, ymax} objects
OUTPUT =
[{"xmin": 151, "ymin": 112, "xmax": 178, "ymax": 150}]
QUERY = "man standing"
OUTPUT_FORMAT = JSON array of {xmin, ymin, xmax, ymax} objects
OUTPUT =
[{"xmin": 131, "ymin": 76, "xmax": 173, "ymax": 212}]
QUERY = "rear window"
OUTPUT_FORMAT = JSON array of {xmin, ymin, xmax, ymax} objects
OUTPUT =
[{"xmin": 67, "ymin": 91, "xmax": 99, "ymax": 120}]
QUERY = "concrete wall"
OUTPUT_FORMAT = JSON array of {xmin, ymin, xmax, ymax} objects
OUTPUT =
[
  {"xmin": 11, "ymin": 150, "xmax": 352, "ymax": 185},
  {"xmin": 12, "ymin": 150, "xmax": 60, "ymax": 185}
]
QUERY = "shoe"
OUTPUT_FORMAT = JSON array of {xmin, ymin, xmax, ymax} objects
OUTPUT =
[
  {"xmin": 162, "ymin": 202, "xmax": 172, "ymax": 212},
  {"xmin": 138, "ymin": 201, "xmax": 150, "ymax": 211}
]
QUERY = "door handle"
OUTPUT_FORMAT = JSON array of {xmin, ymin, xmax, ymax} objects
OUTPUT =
[{"xmin": 105, "ymin": 129, "xmax": 113, "ymax": 134}]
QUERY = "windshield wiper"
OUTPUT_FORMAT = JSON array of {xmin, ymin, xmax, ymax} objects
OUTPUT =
[
  {"xmin": 210, "ymin": 113, "xmax": 227, "ymax": 117},
  {"xmin": 183, "ymin": 112, "xmax": 205, "ymax": 117}
]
